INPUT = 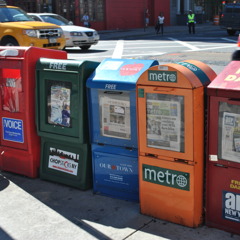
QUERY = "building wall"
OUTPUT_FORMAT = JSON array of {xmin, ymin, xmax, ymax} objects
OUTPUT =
[
  {"xmin": 153, "ymin": 0, "xmax": 170, "ymax": 26},
  {"xmin": 7, "ymin": 0, "xmax": 171, "ymax": 30},
  {"xmin": 105, "ymin": 0, "xmax": 145, "ymax": 30},
  {"xmin": 104, "ymin": 0, "xmax": 170, "ymax": 30}
]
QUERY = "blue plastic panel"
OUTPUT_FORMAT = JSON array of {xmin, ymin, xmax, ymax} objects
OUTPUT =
[
  {"xmin": 87, "ymin": 58, "xmax": 158, "ymax": 90},
  {"xmin": 91, "ymin": 143, "xmax": 139, "ymax": 202}
]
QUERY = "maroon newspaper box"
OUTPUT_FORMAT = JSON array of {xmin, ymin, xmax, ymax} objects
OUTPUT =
[
  {"xmin": 206, "ymin": 60, "xmax": 240, "ymax": 235},
  {"xmin": 0, "ymin": 47, "xmax": 67, "ymax": 178}
]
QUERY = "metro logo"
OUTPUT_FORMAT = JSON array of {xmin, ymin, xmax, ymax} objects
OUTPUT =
[
  {"xmin": 142, "ymin": 164, "xmax": 190, "ymax": 191},
  {"xmin": 148, "ymin": 70, "xmax": 177, "ymax": 83},
  {"xmin": 223, "ymin": 191, "xmax": 240, "ymax": 222}
]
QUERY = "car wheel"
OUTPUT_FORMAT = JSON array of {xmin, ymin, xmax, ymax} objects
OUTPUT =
[
  {"xmin": 1, "ymin": 37, "xmax": 19, "ymax": 46},
  {"xmin": 80, "ymin": 45, "xmax": 91, "ymax": 50},
  {"xmin": 227, "ymin": 29, "xmax": 236, "ymax": 36}
]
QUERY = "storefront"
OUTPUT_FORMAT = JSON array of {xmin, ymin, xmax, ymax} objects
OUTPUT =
[{"xmin": 7, "ymin": 0, "xmax": 219, "ymax": 30}]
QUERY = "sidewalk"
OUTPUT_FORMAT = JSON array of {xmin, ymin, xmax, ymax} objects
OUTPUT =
[
  {"xmin": 1, "ymin": 168, "xmax": 240, "ymax": 240},
  {"xmin": 99, "ymin": 22, "xmax": 221, "ymax": 40}
]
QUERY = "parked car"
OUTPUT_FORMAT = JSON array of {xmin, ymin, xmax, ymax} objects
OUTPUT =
[
  {"xmin": 219, "ymin": 3, "xmax": 240, "ymax": 36},
  {"xmin": 28, "ymin": 13, "xmax": 100, "ymax": 50},
  {"xmin": 0, "ymin": 0, "xmax": 65, "ymax": 49}
]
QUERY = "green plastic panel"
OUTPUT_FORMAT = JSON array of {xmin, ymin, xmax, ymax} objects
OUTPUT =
[
  {"xmin": 36, "ymin": 58, "xmax": 99, "ymax": 144},
  {"xmin": 40, "ymin": 137, "xmax": 92, "ymax": 190}
]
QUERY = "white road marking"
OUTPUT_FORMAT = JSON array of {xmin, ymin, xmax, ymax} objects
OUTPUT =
[
  {"xmin": 120, "ymin": 45, "xmax": 183, "ymax": 50},
  {"xmin": 71, "ymin": 38, "xmax": 236, "ymax": 60},
  {"xmin": 168, "ymin": 37, "xmax": 200, "ymax": 50},
  {"xmin": 111, "ymin": 40, "xmax": 124, "ymax": 58},
  {"xmin": 74, "ymin": 52, "xmax": 166, "ymax": 60},
  {"xmin": 185, "ymin": 44, "xmax": 236, "ymax": 52},
  {"xmin": 121, "ymin": 52, "xmax": 166, "ymax": 57},
  {"xmin": 221, "ymin": 38, "xmax": 237, "ymax": 43}
]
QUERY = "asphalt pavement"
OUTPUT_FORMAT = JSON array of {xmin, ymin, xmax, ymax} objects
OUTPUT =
[
  {"xmin": 98, "ymin": 22, "xmax": 226, "ymax": 40},
  {"xmin": 1, "ymin": 23, "xmax": 240, "ymax": 240}
]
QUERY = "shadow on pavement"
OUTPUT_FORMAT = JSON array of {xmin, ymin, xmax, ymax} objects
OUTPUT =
[
  {"xmin": 0, "ymin": 228, "xmax": 14, "ymax": 240},
  {"xmin": 1, "ymin": 171, "xmax": 240, "ymax": 240},
  {"xmin": 0, "ymin": 174, "xmax": 9, "ymax": 191}
]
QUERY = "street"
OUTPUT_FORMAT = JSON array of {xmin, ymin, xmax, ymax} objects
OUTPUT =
[{"xmin": 66, "ymin": 25, "xmax": 238, "ymax": 75}]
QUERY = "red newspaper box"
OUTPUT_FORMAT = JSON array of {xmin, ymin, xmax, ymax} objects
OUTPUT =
[
  {"xmin": 0, "ymin": 47, "xmax": 67, "ymax": 178},
  {"xmin": 207, "ymin": 60, "xmax": 240, "ymax": 235}
]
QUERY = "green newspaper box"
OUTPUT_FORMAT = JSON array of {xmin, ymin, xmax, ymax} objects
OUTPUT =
[{"xmin": 36, "ymin": 58, "xmax": 99, "ymax": 189}]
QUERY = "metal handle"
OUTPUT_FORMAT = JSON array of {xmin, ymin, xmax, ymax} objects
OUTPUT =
[{"xmin": 153, "ymin": 87, "xmax": 175, "ymax": 92}]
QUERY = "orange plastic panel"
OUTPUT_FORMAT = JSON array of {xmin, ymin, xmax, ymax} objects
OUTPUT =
[
  {"xmin": 139, "ymin": 155, "xmax": 203, "ymax": 227},
  {"xmin": 183, "ymin": 59, "xmax": 217, "ymax": 84},
  {"xmin": 137, "ymin": 63, "xmax": 202, "ymax": 89}
]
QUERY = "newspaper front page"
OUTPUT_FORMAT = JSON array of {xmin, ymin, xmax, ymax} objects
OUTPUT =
[
  {"xmin": 146, "ymin": 98, "xmax": 181, "ymax": 152},
  {"xmin": 48, "ymin": 83, "xmax": 71, "ymax": 127},
  {"xmin": 100, "ymin": 95, "xmax": 131, "ymax": 139},
  {"xmin": 221, "ymin": 112, "xmax": 240, "ymax": 163}
]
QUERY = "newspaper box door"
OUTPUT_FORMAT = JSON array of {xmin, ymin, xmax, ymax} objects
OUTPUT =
[
  {"xmin": 137, "ymin": 67, "xmax": 199, "ymax": 162},
  {"xmin": 207, "ymin": 100, "xmax": 240, "ymax": 232},
  {"xmin": 137, "ymin": 61, "xmax": 215, "ymax": 161},
  {"xmin": 98, "ymin": 90, "xmax": 131, "ymax": 141}
]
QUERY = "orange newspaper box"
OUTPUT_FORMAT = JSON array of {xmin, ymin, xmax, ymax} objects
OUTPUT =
[
  {"xmin": 0, "ymin": 47, "xmax": 67, "ymax": 178},
  {"xmin": 137, "ymin": 60, "xmax": 216, "ymax": 227}
]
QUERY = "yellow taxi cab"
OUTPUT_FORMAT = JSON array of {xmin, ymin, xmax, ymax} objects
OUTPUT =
[{"xmin": 0, "ymin": 1, "xmax": 65, "ymax": 49}]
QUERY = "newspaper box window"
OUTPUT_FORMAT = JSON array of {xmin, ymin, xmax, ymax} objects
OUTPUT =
[
  {"xmin": 218, "ymin": 102, "xmax": 240, "ymax": 163},
  {"xmin": 146, "ymin": 93, "xmax": 184, "ymax": 152},
  {"xmin": 99, "ymin": 90, "xmax": 131, "ymax": 140},
  {"xmin": 0, "ymin": 68, "xmax": 22, "ymax": 113},
  {"xmin": 47, "ymin": 80, "xmax": 72, "ymax": 128}
]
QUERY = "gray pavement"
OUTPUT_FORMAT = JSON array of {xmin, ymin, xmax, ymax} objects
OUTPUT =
[
  {"xmin": 98, "ymin": 22, "xmax": 225, "ymax": 40},
  {"xmin": 1, "ymin": 170, "xmax": 240, "ymax": 240},
  {"xmin": 1, "ymin": 23, "xmax": 240, "ymax": 240}
]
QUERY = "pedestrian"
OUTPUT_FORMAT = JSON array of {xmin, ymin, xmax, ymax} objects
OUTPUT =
[
  {"xmin": 187, "ymin": 10, "xmax": 196, "ymax": 34},
  {"xmin": 145, "ymin": 9, "xmax": 150, "ymax": 28},
  {"xmin": 156, "ymin": 12, "xmax": 164, "ymax": 35},
  {"xmin": 82, "ymin": 12, "xmax": 90, "ymax": 27}
]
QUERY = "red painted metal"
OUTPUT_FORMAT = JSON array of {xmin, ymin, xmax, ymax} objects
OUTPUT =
[{"xmin": 0, "ymin": 47, "xmax": 67, "ymax": 178}]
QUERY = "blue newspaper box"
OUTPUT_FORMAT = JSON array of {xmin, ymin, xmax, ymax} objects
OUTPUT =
[{"xmin": 87, "ymin": 58, "xmax": 158, "ymax": 201}]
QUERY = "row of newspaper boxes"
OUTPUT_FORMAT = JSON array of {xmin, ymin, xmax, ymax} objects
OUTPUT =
[{"xmin": 0, "ymin": 47, "xmax": 239, "ymax": 234}]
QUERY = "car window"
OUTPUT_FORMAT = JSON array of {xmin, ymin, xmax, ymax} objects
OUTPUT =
[
  {"xmin": 224, "ymin": 5, "xmax": 240, "ymax": 13},
  {"xmin": 0, "ymin": 7, "xmax": 33, "ymax": 22},
  {"xmin": 40, "ymin": 15, "xmax": 70, "ymax": 26},
  {"xmin": 30, "ymin": 15, "xmax": 41, "ymax": 21},
  {"xmin": 233, "ymin": 7, "xmax": 240, "ymax": 13},
  {"xmin": 225, "ymin": 7, "xmax": 233, "ymax": 13}
]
